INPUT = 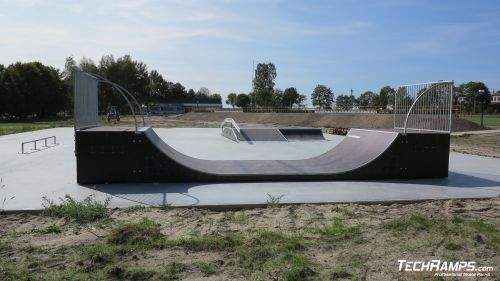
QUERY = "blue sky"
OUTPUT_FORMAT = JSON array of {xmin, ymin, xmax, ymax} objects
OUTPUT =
[{"xmin": 1, "ymin": 0, "xmax": 499, "ymax": 105}]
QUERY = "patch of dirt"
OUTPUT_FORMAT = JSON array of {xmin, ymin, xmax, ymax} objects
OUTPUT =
[
  {"xmin": 124, "ymin": 112, "xmax": 483, "ymax": 132},
  {"xmin": 1, "ymin": 198, "xmax": 498, "ymax": 280},
  {"xmin": 451, "ymin": 133, "xmax": 500, "ymax": 158}
]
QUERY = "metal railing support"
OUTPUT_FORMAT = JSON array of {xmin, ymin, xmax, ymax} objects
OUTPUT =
[{"xmin": 394, "ymin": 80, "xmax": 453, "ymax": 134}]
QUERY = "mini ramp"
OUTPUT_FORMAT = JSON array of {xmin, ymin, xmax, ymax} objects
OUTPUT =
[
  {"xmin": 72, "ymin": 69, "xmax": 453, "ymax": 184},
  {"xmin": 75, "ymin": 127, "xmax": 449, "ymax": 184}
]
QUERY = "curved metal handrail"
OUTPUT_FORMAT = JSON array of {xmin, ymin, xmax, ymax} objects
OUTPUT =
[
  {"xmin": 402, "ymin": 83, "xmax": 443, "ymax": 134},
  {"xmin": 88, "ymin": 73, "xmax": 146, "ymax": 127},
  {"xmin": 78, "ymin": 71, "xmax": 147, "ymax": 132},
  {"xmin": 97, "ymin": 80, "xmax": 139, "ymax": 131}
]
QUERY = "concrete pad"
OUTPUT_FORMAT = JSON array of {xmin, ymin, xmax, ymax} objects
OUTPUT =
[{"xmin": 0, "ymin": 127, "xmax": 499, "ymax": 211}]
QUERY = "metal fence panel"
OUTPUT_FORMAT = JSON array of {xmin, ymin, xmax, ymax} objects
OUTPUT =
[
  {"xmin": 73, "ymin": 69, "xmax": 98, "ymax": 130},
  {"xmin": 394, "ymin": 81, "xmax": 453, "ymax": 133}
]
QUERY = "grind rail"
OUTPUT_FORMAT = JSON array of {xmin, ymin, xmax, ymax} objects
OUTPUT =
[{"xmin": 21, "ymin": 136, "xmax": 57, "ymax": 154}]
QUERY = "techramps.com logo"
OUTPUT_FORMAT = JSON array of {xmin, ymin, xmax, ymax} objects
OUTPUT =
[{"xmin": 397, "ymin": 259, "xmax": 495, "ymax": 277}]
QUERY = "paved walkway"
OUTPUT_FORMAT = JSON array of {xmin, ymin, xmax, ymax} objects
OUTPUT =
[{"xmin": 1, "ymin": 128, "xmax": 499, "ymax": 211}]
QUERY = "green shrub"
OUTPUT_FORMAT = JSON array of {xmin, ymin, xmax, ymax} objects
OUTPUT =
[{"xmin": 42, "ymin": 194, "xmax": 110, "ymax": 223}]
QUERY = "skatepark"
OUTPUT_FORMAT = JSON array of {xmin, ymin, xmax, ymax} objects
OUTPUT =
[
  {"xmin": 0, "ymin": 72, "xmax": 498, "ymax": 211},
  {"xmin": 1, "ymin": 73, "xmax": 499, "ymax": 281},
  {"xmin": 1, "ymin": 125, "xmax": 499, "ymax": 211}
]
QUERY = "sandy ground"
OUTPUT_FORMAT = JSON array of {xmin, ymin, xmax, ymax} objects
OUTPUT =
[
  {"xmin": 450, "ymin": 132, "xmax": 500, "ymax": 158},
  {"xmin": 1, "ymin": 198, "xmax": 498, "ymax": 280},
  {"xmin": 113, "ymin": 112, "xmax": 483, "ymax": 132}
]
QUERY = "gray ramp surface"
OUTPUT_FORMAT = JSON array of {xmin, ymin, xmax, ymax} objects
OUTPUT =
[{"xmin": 146, "ymin": 128, "xmax": 398, "ymax": 175}]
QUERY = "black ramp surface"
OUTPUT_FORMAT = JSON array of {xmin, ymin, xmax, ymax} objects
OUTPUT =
[
  {"xmin": 233, "ymin": 128, "xmax": 325, "ymax": 141},
  {"xmin": 235, "ymin": 128, "xmax": 287, "ymax": 141},
  {"xmin": 279, "ymin": 128, "xmax": 325, "ymax": 141},
  {"xmin": 75, "ymin": 127, "xmax": 449, "ymax": 184},
  {"xmin": 145, "ymin": 128, "xmax": 397, "ymax": 175}
]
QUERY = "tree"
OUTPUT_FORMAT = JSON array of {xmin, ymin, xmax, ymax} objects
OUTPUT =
[
  {"xmin": 272, "ymin": 88, "xmax": 283, "ymax": 107},
  {"xmin": 149, "ymin": 70, "xmax": 168, "ymax": 100},
  {"xmin": 253, "ymin": 63, "xmax": 277, "ymax": 107},
  {"xmin": 357, "ymin": 91, "xmax": 378, "ymax": 107},
  {"xmin": 459, "ymin": 81, "xmax": 491, "ymax": 114},
  {"xmin": 186, "ymin": 89, "xmax": 196, "ymax": 98},
  {"xmin": 336, "ymin": 95, "xmax": 353, "ymax": 110},
  {"xmin": 210, "ymin": 93, "xmax": 222, "ymax": 102},
  {"xmin": 297, "ymin": 94, "xmax": 307, "ymax": 107},
  {"xmin": 378, "ymin": 86, "xmax": 395, "ymax": 107},
  {"xmin": 459, "ymin": 82, "xmax": 491, "ymax": 126},
  {"xmin": 226, "ymin": 93, "xmax": 237, "ymax": 107},
  {"xmin": 97, "ymin": 55, "xmax": 150, "ymax": 112},
  {"xmin": 196, "ymin": 87, "xmax": 210, "ymax": 99},
  {"xmin": 236, "ymin": 93, "xmax": 251, "ymax": 108},
  {"xmin": 0, "ymin": 64, "xmax": 7, "ymax": 116},
  {"xmin": 0, "ymin": 62, "xmax": 68, "ymax": 118},
  {"xmin": 62, "ymin": 56, "xmax": 76, "ymax": 80},
  {"xmin": 79, "ymin": 57, "xmax": 98, "ymax": 73},
  {"xmin": 311, "ymin": 85, "xmax": 334, "ymax": 108},
  {"xmin": 169, "ymin": 83, "xmax": 186, "ymax": 99},
  {"xmin": 282, "ymin": 87, "xmax": 301, "ymax": 107}
]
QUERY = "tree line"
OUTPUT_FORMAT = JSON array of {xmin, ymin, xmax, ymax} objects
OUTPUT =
[
  {"xmin": 227, "ymin": 62, "xmax": 397, "ymax": 110},
  {"xmin": 0, "ymin": 55, "xmax": 222, "ymax": 118},
  {"xmin": 233, "ymin": 62, "xmax": 499, "ymax": 114},
  {"xmin": 1, "ymin": 57, "xmax": 499, "ymax": 119}
]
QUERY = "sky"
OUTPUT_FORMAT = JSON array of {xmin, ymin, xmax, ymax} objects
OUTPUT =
[{"xmin": 1, "ymin": 0, "xmax": 499, "ymax": 105}]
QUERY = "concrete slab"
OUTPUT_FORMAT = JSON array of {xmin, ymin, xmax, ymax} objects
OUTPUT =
[{"xmin": 0, "ymin": 127, "xmax": 499, "ymax": 211}]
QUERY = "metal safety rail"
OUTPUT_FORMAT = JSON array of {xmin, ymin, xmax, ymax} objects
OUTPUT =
[
  {"xmin": 394, "ymin": 80, "xmax": 454, "ymax": 134},
  {"xmin": 220, "ymin": 118, "xmax": 241, "ymax": 142},
  {"xmin": 21, "ymin": 136, "xmax": 57, "ymax": 154},
  {"xmin": 73, "ymin": 68, "xmax": 146, "ymax": 132}
]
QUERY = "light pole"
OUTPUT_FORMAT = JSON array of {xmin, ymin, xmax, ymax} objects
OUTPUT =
[{"xmin": 478, "ymin": 89, "xmax": 485, "ymax": 127}]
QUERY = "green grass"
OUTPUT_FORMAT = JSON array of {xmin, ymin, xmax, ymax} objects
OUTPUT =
[
  {"xmin": 108, "ymin": 218, "xmax": 163, "ymax": 245},
  {"xmin": 32, "ymin": 224, "xmax": 62, "ymax": 234},
  {"xmin": 266, "ymin": 193, "xmax": 285, "ymax": 208},
  {"xmin": 331, "ymin": 206, "xmax": 357, "ymax": 218},
  {"xmin": 237, "ymin": 230, "xmax": 315, "ymax": 281},
  {"xmin": 220, "ymin": 212, "xmax": 248, "ymax": 225},
  {"xmin": 309, "ymin": 219, "xmax": 363, "ymax": 242},
  {"xmin": 163, "ymin": 262, "xmax": 188, "ymax": 280},
  {"xmin": 384, "ymin": 213, "xmax": 435, "ymax": 232},
  {"xmin": 469, "ymin": 219, "xmax": 499, "ymax": 250},
  {"xmin": 158, "ymin": 203, "xmax": 173, "ymax": 211},
  {"xmin": 0, "ymin": 119, "xmax": 73, "ymax": 136},
  {"xmin": 195, "ymin": 261, "xmax": 219, "ymax": 276},
  {"xmin": 462, "ymin": 115, "xmax": 500, "ymax": 128},
  {"xmin": 331, "ymin": 267, "xmax": 353, "ymax": 279},
  {"xmin": 42, "ymin": 194, "xmax": 111, "ymax": 223},
  {"xmin": 177, "ymin": 232, "xmax": 243, "ymax": 252}
]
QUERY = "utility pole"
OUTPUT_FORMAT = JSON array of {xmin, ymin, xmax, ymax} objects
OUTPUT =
[{"xmin": 351, "ymin": 89, "xmax": 354, "ymax": 109}]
